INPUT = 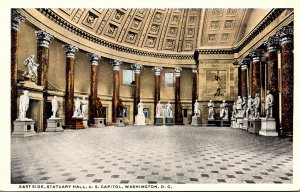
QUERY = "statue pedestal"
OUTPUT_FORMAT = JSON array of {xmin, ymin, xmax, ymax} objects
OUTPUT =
[
  {"xmin": 231, "ymin": 118, "xmax": 238, "ymax": 128},
  {"xmin": 259, "ymin": 118, "xmax": 278, "ymax": 136},
  {"xmin": 207, "ymin": 119, "xmax": 216, "ymax": 126},
  {"xmin": 220, "ymin": 119, "xmax": 230, "ymax": 127},
  {"xmin": 12, "ymin": 120, "xmax": 37, "ymax": 137},
  {"xmin": 116, "ymin": 117, "xmax": 125, "ymax": 127},
  {"xmin": 154, "ymin": 117, "xmax": 164, "ymax": 126},
  {"xmin": 191, "ymin": 116, "xmax": 201, "ymax": 126},
  {"xmin": 236, "ymin": 117, "xmax": 244, "ymax": 129},
  {"xmin": 165, "ymin": 117, "xmax": 174, "ymax": 126},
  {"xmin": 45, "ymin": 118, "xmax": 64, "ymax": 132},
  {"xmin": 68, "ymin": 117, "xmax": 84, "ymax": 129},
  {"xmin": 248, "ymin": 119, "xmax": 261, "ymax": 134},
  {"xmin": 92, "ymin": 118, "xmax": 105, "ymax": 128},
  {"xmin": 83, "ymin": 118, "xmax": 89, "ymax": 128},
  {"xmin": 134, "ymin": 114, "xmax": 146, "ymax": 125},
  {"xmin": 241, "ymin": 118, "xmax": 249, "ymax": 130}
]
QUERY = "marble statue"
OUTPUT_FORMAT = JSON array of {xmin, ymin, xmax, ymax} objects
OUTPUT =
[
  {"xmin": 23, "ymin": 55, "xmax": 39, "ymax": 81},
  {"xmin": 135, "ymin": 100, "xmax": 146, "ymax": 125},
  {"xmin": 194, "ymin": 100, "xmax": 200, "ymax": 117},
  {"xmin": 252, "ymin": 93, "xmax": 260, "ymax": 119},
  {"xmin": 242, "ymin": 96, "xmax": 247, "ymax": 116},
  {"xmin": 156, "ymin": 101, "xmax": 163, "ymax": 117},
  {"xmin": 165, "ymin": 101, "xmax": 173, "ymax": 117},
  {"xmin": 116, "ymin": 99, "xmax": 124, "ymax": 117},
  {"xmin": 208, "ymin": 100, "xmax": 215, "ymax": 120},
  {"xmin": 73, "ymin": 98, "xmax": 82, "ymax": 117},
  {"xmin": 137, "ymin": 100, "xmax": 144, "ymax": 116},
  {"xmin": 81, "ymin": 97, "xmax": 87, "ymax": 118},
  {"xmin": 231, "ymin": 102, "xmax": 237, "ymax": 118},
  {"xmin": 236, "ymin": 96, "xmax": 242, "ymax": 110},
  {"xmin": 265, "ymin": 90, "xmax": 274, "ymax": 118},
  {"xmin": 220, "ymin": 100, "xmax": 228, "ymax": 119},
  {"xmin": 246, "ymin": 95, "xmax": 254, "ymax": 119},
  {"xmin": 50, "ymin": 96, "xmax": 59, "ymax": 119},
  {"xmin": 17, "ymin": 90, "xmax": 31, "ymax": 121},
  {"xmin": 96, "ymin": 98, "xmax": 104, "ymax": 118}
]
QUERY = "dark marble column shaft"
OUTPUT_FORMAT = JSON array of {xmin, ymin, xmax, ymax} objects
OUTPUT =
[
  {"xmin": 192, "ymin": 68, "xmax": 198, "ymax": 116},
  {"xmin": 174, "ymin": 68, "xmax": 183, "ymax": 124},
  {"xmin": 112, "ymin": 60, "xmax": 122, "ymax": 123},
  {"xmin": 153, "ymin": 67, "xmax": 162, "ymax": 117},
  {"xmin": 239, "ymin": 58, "xmax": 250, "ymax": 97},
  {"xmin": 131, "ymin": 64, "xmax": 143, "ymax": 118}
]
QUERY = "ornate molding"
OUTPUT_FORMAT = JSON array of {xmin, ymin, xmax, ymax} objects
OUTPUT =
[
  {"xmin": 87, "ymin": 53, "xmax": 101, "ymax": 66},
  {"xmin": 276, "ymin": 26, "xmax": 293, "ymax": 46},
  {"xmin": 62, "ymin": 44, "xmax": 79, "ymax": 58},
  {"xmin": 131, "ymin": 64, "xmax": 143, "ymax": 74},
  {"xmin": 35, "ymin": 30, "xmax": 54, "ymax": 48},
  {"xmin": 249, "ymin": 49, "xmax": 264, "ymax": 62},
  {"xmin": 263, "ymin": 36, "xmax": 280, "ymax": 52},
  {"xmin": 238, "ymin": 58, "xmax": 250, "ymax": 70},
  {"xmin": 11, "ymin": 9, "xmax": 26, "ymax": 31},
  {"xmin": 173, "ymin": 67, "xmax": 182, "ymax": 77},
  {"xmin": 153, "ymin": 66, "xmax": 162, "ymax": 75},
  {"xmin": 112, "ymin": 60, "xmax": 122, "ymax": 71},
  {"xmin": 198, "ymin": 49, "xmax": 234, "ymax": 54}
]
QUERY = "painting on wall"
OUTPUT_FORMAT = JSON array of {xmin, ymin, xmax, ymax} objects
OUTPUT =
[
  {"xmin": 205, "ymin": 70, "xmax": 227, "ymax": 95},
  {"xmin": 164, "ymin": 72, "xmax": 174, "ymax": 86}
]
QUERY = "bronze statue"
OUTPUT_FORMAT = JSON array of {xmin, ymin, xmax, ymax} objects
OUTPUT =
[
  {"xmin": 95, "ymin": 98, "xmax": 104, "ymax": 118},
  {"xmin": 116, "ymin": 99, "xmax": 124, "ymax": 118}
]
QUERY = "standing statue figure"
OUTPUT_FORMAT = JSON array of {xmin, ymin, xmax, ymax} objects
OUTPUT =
[
  {"xmin": 246, "ymin": 95, "xmax": 254, "ymax": 119},
  {"xmin": 231, "ymin": 102, "xmax": 237, "ymax": 118},
  {"xmin": 73, "ymin": 98, "xmax": 82, "ymax": 117},
  {"xmin": 156, "ymin": 101, "xmax": 163, "ymax": 117},
  {"xmin": 194, "ymin": 100, "xmax": 200, "ymax": 117},
  {"xmin": 220, "ymin": 100, "xmax": 228, "ymax": 119},
  {"xmin": 137, "ymin": 100, "xmax": 144, "ymax": 116},
  {"xmin": 116, "ymin": 99, "xmax": 124, "ymax": 117},
  {"xmin": 242, "ymin": 96, "xmax": 247, "ymax": 116},
  {"xmin": 96, "ymin": 98, "xmax": 104, "ymax": 118},
  {"xmin": 252, "ymin": 93, "xmax": 260, "ymax": 119},
  {"xmin": 23, "ymin": 55, "xmax": 39, "ymax": 81},
  {"xmin": 51, "ymin": 96, "xmax": 59, "ymax": 119},
  {"xmin": 17, "ymin": 90, "xmax": 30, "ymax": 121},
  {"xmin": 208, "ymin": 100, "xmax": 215, "ymax": 120},
  {"xmin": 236, "ymin": 96, "xmax": 243, "ymax": 110},
  {"xmin": 81, "ymin": 97, "xmax": 87, "ymax": 118},
  {"xmin": 265, "ymin": 90, "xmax": 274, "ymax": 118},
  {"xmin": 165, "ymin": 101, "xmax": 173, "ymax": 117}
]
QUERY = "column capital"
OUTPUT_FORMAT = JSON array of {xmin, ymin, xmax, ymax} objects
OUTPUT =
[
  {"xmin": 153, "ymin": 66, "xmax": 162, "ymax": 75},
  {"xmin": 276, "ymin": 26, "xmax": 293, "ymax": 46},
  {"xmin": 11, "ymin": 9, "xmax": 26, "ymax": 31},
  {"xmin": 192, "ymin": 68, "xmax": 198, "ymax": 73},
  {"xmin": 112, "ymin": 59, "xmax": 122, "ymax": 71},
  {"xmin": 35, "ymin": 30, "xmax": 54, "ymax": 48},
  {"xmin": 62, "ymin": 44, "xmax": 79, "ymax": 58},
  {"xmin": 249, "ymin": 49, "xmax": 264, "ymax": 62},
  {"xmin": 87, "ymin": 53, "xmax": 101, "ymax": 66},
  {"xmin": 238, "ymin": 58, "xmax": 251, "ymax": 70},
  {"xmin": 263, "ymin": 36, "xmax": 279, "ymax": 52},
  {"xmin": 173, "ymin": 67, "xmax": 182, "ymax": 77},
  {"xmin": 131, "ymin": 64, "xmax": 143, "ymax": 74}
]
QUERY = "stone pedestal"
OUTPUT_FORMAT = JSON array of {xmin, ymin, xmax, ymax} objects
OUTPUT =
[
  {"xmin": 116, "ymin": 117, "xmax": 125, "ymax": 127},
  {"xmin": 165, "ymin": 117, "xmax": 174, "ymax": 126},
  {"xmin": 191, "ymin": 116, "xmax": 201, "ymax": 126},
  {"xmin": 220, "ymin": 119, "xmax": 230, "ymax": 127},
  {"xmin": 248, "ymin": 119, "xmax": 261, "ymax": 134},
  {"xmin": 83, "ymin": 118, "xmax": 89, "ymax": 128},
  {"xmin": 154, "ymin": 117, "xmax": 164, "ymax": 126},
  {"xmin": 231, "ymin": 118, "xmax": 238, "ymax": 128},
  {"xmin": 207, "ymin": 119, "xmax": 216, "ymax": 126},
  {"xmin": 241, "ymin": 118, "xmax": 249, "ymax": 130},
  {"xmin": 12, "ymin": 120, "xmax": 37, "ymax": 137},
  {"xmin": 134, "ymin": 114, "xmax": 146, "ymax": 125},
  {"xmin": 259, "ymin": 118, "xmax": 278, "ymax": 136},
  {"xmin": 45, "ymin": 118, "xmax": 64, "ymax": 132},
  {"xmin": 67, "ymin": 117, "xmax": 84, "ymax": 129},
  {"xmin": 236, "ymin": 117, "xmax": 244, "ymax": 129},
  {"xmin": 92, "ymin": 118, "xmax": 105, "ymax": 128}
]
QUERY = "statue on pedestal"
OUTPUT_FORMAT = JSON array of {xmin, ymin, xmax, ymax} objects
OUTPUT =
[
  {"xmin": 265, "ymin": 90, "xmax": 274, "ymax": 118},
  {"xmin": 137, "ymin": 100, "xmax": 144, "ymax": 116},
  {"xmin": 236, "ymin": 96, "xmax": 242, "ymax": 110},
  {"xmin": 81, "ymin": 97, "xmax": 87, "ymax": 118},
  {"xmin": 135, "ymin": 100, "xmax": 146, "ymax": 125},
  {"xmin": 96, "ymin": 98, "xmax": 104, "ymax": 118},
  {"xmin": 220, "ymin": 100, "xmax": 228, "ymax": 119},
  {"xmin": 165, "ymin": 101, "xmax": 173, "ymax": 117},
  {"xmin": 208, "ymin": 100, "xmax": 215, "ymax": 120},
  {"xmin": 231, "ymin": 102, "xmax": 237, "ymax": 118},
  {"xmin": 50, "ymin": 96, "xmax": 59, "ymax": 119},
  {"xmin": 252, "ymin": 93, "xmax": 260, "ymax": 119},
  {"xmin": 116, "ymin": 99, "xmax": 124, "ymax": 118},
  {"xmin": 23, "ymin": 55, "xmax": 39, "ymax": 82},
  {"xmin": 156, "ymin": 101, "xmax": 163, "ymax": 117},
  {"xmin": 194, "ymin": 100, "xmax": 200, "ymax": 117},
  {"xmin": 246, "ymin": 95, "xmax": 254, "ymax": 119},
  {"xmin": 17, "ymin": 90, "xmax": 30, "ymax": 121},
  {"xmin": 242, "ymin": 96, "xmax": 247, "ymax": 117},
  {"xmin": 73, "ymin": 98, "xmax": 82, "ymax": 117}
]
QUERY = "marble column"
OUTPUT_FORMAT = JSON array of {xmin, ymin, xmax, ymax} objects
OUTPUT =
[
  {"xmin": 63, "ymin": 45, "xmax": 79, "ymax": 128},
  {"xmin": 277, "ymin": 26, "xmax": 294, "ymax": 136},
  {"xmin": 112, "ymin": 60, "xmax": 122, "ymax": 124},
  {"xmin": 153, "ymin": 66, "xmax": 162, "ymax": 117},
  {"xmin": 131, "ymin": 64, "xmax": 143, "ymax": 118},
  {"xmin": 192, "ymin": 68, "xmax": 198, "ymax": 116},
  {"xmin": 237, "ymin": 64, "xmax": 242, "ymax": 97},
  {"xmin": 174, "ymin": 67, "xmax": 183, "ymax": 124},
  {"xmin": 11, "ymin": 9, "xmax": 25, "ymax": 131},
  {"xmin": 35, "ymin": 31, "xmax": 54, "ymax": 131},
  {"xmin": 264, "ymin": 35, "xmax": 280, "ymax": 129},
  {"xmin": 238, "ymin": 58, "xmax": 250, "ymax": 97},
  {"xmin": 87, "ymin": 53, "xmax": 101, "ymax": 125},
  {"xmin": 260, "ymin": 57, "xmax": 266, "ymax": 116}
]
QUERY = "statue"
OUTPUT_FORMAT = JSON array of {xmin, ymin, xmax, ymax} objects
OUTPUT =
[
  {"xmin": 156, "ymin": 101, "xmax": 163, "ymax": 117},
  {"xmin": 17, "ymin": 90, "xmax": 30, "ymax": 121},
  {"xmin": 246, "ymin": 95, "xmax": 254, "ymax": 119},
  {"xmin": 23, "ymin": 55, "xmax": 39, "ymax": 81},
  {"xmin": 231, "ymin": 102, "xmax": 237, "ymax": 118},
  {"xmin": 165, "ymin": 101, "xmax": 173, "ymax": 117},
  {"xmin": 220, "ymin": 100, "xmax": 228, "ymax": 119},
  {"xmin": 116, "ymin": 99, "xmax": 124, "ymax": 118},
  {"xmin": 50, "ymin": 96, "xmax": 59, "ymax": 119},
  {"xmin": 242, "ymin": 96, "xmax": 247, "ymax": 116},
  {"xmin": 236, "ymin": 96, "xmax": 242, "ymax": 110},
  {"xmin": 194, "ymin": 100, "xmax": 200, "ymax": 117},
  {"xmin": 73, "ymin": 98, "xmax": 82, "ymax": 117},
  {"xmin": 177, "ymin": 102, "xmax": 183, "ymax": 119},
  {"xmin": 265, "ymin": 90, "xmax": 274, "ymax": 118},
  {"xmin": 208, "ymin": 100, "xmax": 215, "ymax": 120},
  {"xmin": 95, "ymin": 98, "xmax": 104, "ymax": 118},
  {"xmin": 81, "ymin": 97, "xmax": 87, "ymax": 118},
  {"xmin": 252, "ymin": 93, "xmax": 260, "ymax": 119},
  {"xmin": 137, "ymin": 100, "xmax": 144, "ymax": 116}
]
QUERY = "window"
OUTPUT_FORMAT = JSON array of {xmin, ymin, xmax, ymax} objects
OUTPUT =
[
  {"xmin": 143, "ymin": 108, "xmax": 150, "ymax": 119},
  {"xmin": 123, "ymin": 70, "xmax": 135, "ymax": 85},
  {"xmin": 165, "ymin": 73, "xmax": 174, "ymax": 86},
  {"xmin": 183, "ymin": 109, "xmax": 188, "ymax": 118},
  {"xmin": 123, "ymin": 107, "xmax": 128, "ymax": 118}
]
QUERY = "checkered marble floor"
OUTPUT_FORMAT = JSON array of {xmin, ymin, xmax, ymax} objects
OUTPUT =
[{"xmin": 11, "ymin": 126, "xmax": 293, "ymax": 184}]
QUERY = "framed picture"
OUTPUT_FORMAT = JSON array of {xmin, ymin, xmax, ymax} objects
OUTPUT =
[{"xmin": 164, "ymin": 72, "xmax": 174, "ymax": 86}]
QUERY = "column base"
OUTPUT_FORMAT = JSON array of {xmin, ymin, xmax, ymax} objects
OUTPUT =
[
  {"xmin": 154, "ymin": 117, "xmax": 164, "ymax": 126},
  {"xmin": 259, "ymin": 118, "xmax": 278, "ymax": 136},
  {"xmin": 248, "ymin": 119, "xmax": 261, "ymax": 134},
  {"xmin": 191, "ymin": 116, "xmax": 201, "ymax": 126},
  {"xmin": 116, "ymin": 117, "xmax": 125, "ymax": 127},
  {"xmin": 67, "ymin": 117, "xmax": 84, "ymax": 129},
  {"xmin": 165, "ymin": 117, "xmax": 174, "ymax": 126},
  {"xmin": 45, "ymin": 118, "xmax": 64, "ymax": 132},
  {"xmin": 12, "ymin": 120, "xmax": 37, "ymax": 137},
  {"xmin": 92, "ymin": 118, "xmax": 106, "ymax": 128}
]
